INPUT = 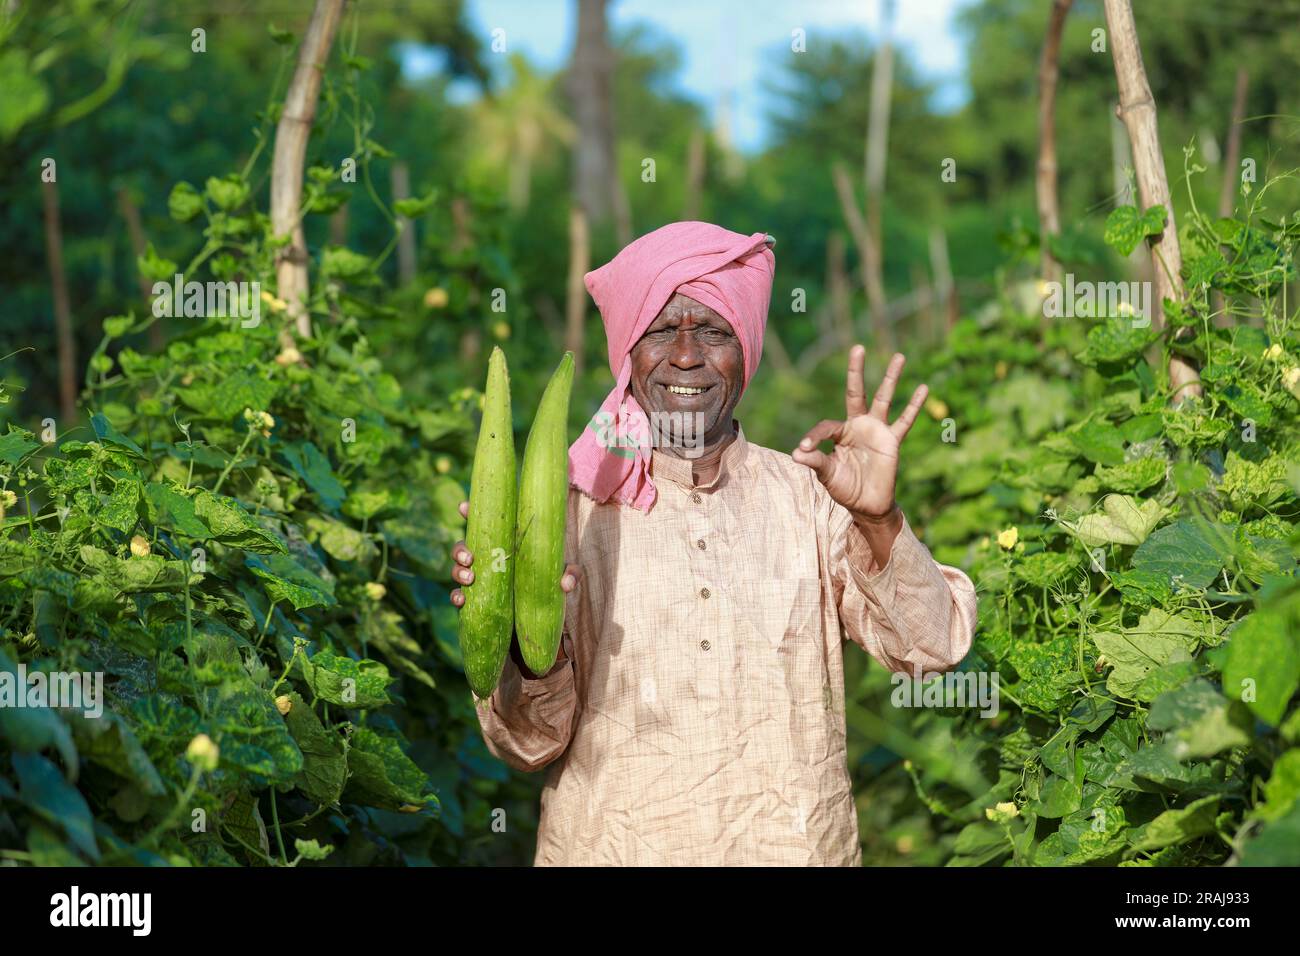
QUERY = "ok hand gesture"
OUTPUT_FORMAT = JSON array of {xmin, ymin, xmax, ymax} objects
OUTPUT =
[{"xmin": 791, "ymin": 347, "xmax": 927, "ymax": 524}]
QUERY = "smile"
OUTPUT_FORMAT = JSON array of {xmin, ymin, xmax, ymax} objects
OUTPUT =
[{"xmin": 665, "ymin": 385, "xmax": 709, "ymax": 395}]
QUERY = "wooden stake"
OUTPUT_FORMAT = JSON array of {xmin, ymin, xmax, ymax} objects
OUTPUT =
[
  {"xmin": 1103, "ymin": 0, "xmax": 1200, "ymax": 401},
  {"xmin": 564, "ymin": 204, "xmax": 591, "ymax": 378},
  {"xmin": 270, "ymin": 0, "xmax": 346, "ymax": 340},
  {"xmin": 1036, "ymin": 0, "xmax": 1072, "ymax": 292},
  {"xmin": 42, "ymin": 178, "xmax": 77, "ymax": 422}
]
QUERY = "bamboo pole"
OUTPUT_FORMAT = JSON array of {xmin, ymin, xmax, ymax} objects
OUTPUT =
[
  {"xmin": 683, "ymin": 128, "xmax": 705, "ymax": 221},
  {"xmin": 832, "ymin": 162, "xmax": 886, "ymax": 348},
  {"xmin": 391, "ymin": 161, "xmax": 416, "ymax": 286},
  {"xmin": 1103, "ymin": 0, "xmax": 1200, "ymax": 401},
  {"xmin": 42, "ymin": 178, "xmax": 77, "ymax": 422},
  {"xmin": 270, "ymin": 0, "xmax": 346, "ymax": 340},
  {"xmin": 1036, "ymin": 0, "xmax": 1072, "ymax": 292},
  {"xmin": 564, "ymin": 204, "xmax": 591, "ymax": 377},
  {"xmin": 116, "ymin": 185, "xmax": 164, "ymax": 349},
  {"xmin": 862, "ymin": 0, "xmax": 894, "ymax": 344},
  {"xmin": 1214, "ymin": 67, "xmax": 1249, "ymax": 324}
]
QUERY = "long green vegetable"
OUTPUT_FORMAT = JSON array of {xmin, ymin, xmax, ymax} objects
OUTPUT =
[
  {"xmin": 458, "ymin": 347, "xmax": 516, "ymax": 698},
  {"xmin": 514, "ymin": 351, "xmax": 575, "ymax": 675}
]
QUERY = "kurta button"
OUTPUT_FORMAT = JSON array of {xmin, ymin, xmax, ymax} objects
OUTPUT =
[
  {"xmin": 690, "ymin": 492, "xmax": 702, "ymax": 504},
  {"xmin": 700, "ymin": 587, "xmax": 710, "ymax": 599},
  {"xmin": 700, "ymin": 639, "xmax": 711, "ymax": 651},
  {"xmin": 696, "ymin": 539, "xmax": 706, "ymax": 550}
]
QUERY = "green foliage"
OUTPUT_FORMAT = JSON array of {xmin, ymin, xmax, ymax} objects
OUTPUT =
[{"xmin": 861, "ymin": 177, "xmax": 1300, "ymax": 867}]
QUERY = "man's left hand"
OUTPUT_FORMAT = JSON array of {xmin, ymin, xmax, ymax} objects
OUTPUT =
[{"xmin": 792, "ymin": 347, "xmax": 926, "ymax": 553}]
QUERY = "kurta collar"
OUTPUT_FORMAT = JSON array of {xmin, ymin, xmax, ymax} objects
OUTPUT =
[{"xmin": 650, "ymin": 420, "xmax": 749, "ymax": 490}]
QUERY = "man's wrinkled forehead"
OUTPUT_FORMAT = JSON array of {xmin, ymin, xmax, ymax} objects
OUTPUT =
[{"xmin": 649, "ymin": 293, "xmax": 734, "ymax": 330}]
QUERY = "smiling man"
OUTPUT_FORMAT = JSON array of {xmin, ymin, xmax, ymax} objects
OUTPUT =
[{"xmin": 451, "ymin": 221, "xmax": 976, "ymax": 866}]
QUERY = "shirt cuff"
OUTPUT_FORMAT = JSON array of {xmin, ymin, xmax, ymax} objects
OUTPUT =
[{"xmin": 847, "ymin": 511, "xmax": 926, "ymax": 603}]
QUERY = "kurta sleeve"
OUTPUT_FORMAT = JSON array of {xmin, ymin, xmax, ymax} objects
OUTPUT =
[
  {"xmin": 823, "ymin": 490, "xmax": 977, "ymax": 678},
  {"xmin": 473, "ymin": 632, "xmax": 578, "ymax": 773}
]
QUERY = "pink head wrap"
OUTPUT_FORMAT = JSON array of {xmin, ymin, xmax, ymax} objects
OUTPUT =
[{"xmin": 568, "ymin": 221, "xmax": 776, "ymax": 511}]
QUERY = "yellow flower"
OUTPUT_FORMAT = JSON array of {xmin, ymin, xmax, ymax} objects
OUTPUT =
[
  {"xmin": 185, "ymin": 733, "xmax": 220, "ymax": 772},
  {"xmin": 275, "ymin": 695, "xmax": 293, "ymax": 716},
  {"xmin": 1283, "ymin": 366, "xmax": 1300, "ymax": 399},
  {"xmin": 435, "ymin": 456, "xmax": 452, "ymax": 475},
  {"xmin": 978, "ymin": 535, "xmax": 991, "ymax": 549},
  {"xmin": 260, "ymin": 289, "xmax": 288, "ymax": 313},
  {"xmin": 995, "ymin": 360, "xmax": 1009, "ymax": 380},
  {"xmin": 985, "ymin": 801, "xmax": 1020, "ymax": 823},
  {"xmin": 1264, "ymin": 343, "xmax": 1284, "ymax": 361},
  {"xmin": 423, "ymin": 287, "xmax": 449, "ymax": 309},
  {"xmin": 997, "ymin": 527, "xmax": 1019, "ymax": 550},
  {"xmin": 492, "ymin": 320, "xmax": 510, "ymax": 340},
  {"xmin": 365, "ymin": 581, "xmax": 387, "ymax": 601},
  {"xmin": 275, "ymin": 347, "xmax": 302, "ymax": 366},
  {"xmin": 129, "ymin": 535, "xmax": 152, "ymax": 558},
  {"xmin": 924, "ymin": 397, "xmax": 949, "ymax": 421},
  {"xmin": 0, "ymin": 490, "xmax": 16, "ymax": 509}
]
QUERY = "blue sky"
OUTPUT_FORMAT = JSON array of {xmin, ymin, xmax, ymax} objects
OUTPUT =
[{"xmin": 412, "ymin": 0, "xmax": 973, "ymax": 153}]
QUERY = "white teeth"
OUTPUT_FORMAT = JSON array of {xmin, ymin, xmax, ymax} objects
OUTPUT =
[{"xmin": 667, "ymin": 385, "xmax": 706, "ymax": 395}]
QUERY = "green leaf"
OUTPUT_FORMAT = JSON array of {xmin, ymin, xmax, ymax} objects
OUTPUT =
[
  {"xmin": 143, "ymin": 482, "xmax": 210, "ymax": 538},
  {"xmin": 1237, "ymin": 802, "xmax": 1300, "ymax": 866},
  {"xmin": 1127, "ymin": 796, "xmax": 1220, "ymax": 852},
  {"xmin": 320, "ymin": 246, "xmax": 373, "ymax": 280},
  {"xmin": 193, "ymin": 490, "xmax": 285, "ymax": 553},
  {"xmin": 79, "ymin": 545, "xmax": 199, "ymax": 593},
  {"xmin": 278, "ymin": 441, "xmax": 346, "ymax": 510},
  {"xmin": 1095, "ymin": 457, "xmax": 1165, "ymax": 494},
  {"xmin": 282, "ymin": 692, "xmax": 347, "ymax": 806},
  {"xmin": 91, "ymin": 412, "xmax": 147, "ymax": 459},
  {"xmin": 1221, "ymin": 451, "xmax": 1291, "ymax": 512},
  {"xmin": 1104, "ymin": 204, "xmax": 1167, "ymax": 256},
  {"xmin": 1066, "ymin": 419, "xmax": 1127, "ymax": 466},
  {"xmin": 204, "ymin": 174, "xmax": 250, "ymax": 211},
  {"xmin": 0, "ymin": 427, "xmax": 39, "ymax": 467},
  {"xmin": 1223, "ymin": 604, "xmax": 1300, "ymax": 726},
  {"xmin": 1256, "ymin": 750, "xmax": 1300, "ymax": 822},
  {"xmin": 305, "ymin": 516, "xmax": 375, "ymax": 562},
  {"xmin": 342, "ymin": 724, "xmax": 432, "ymax": 812},
  {"xmin": 1079, "ymin": 317, "xmax": 1159, "ymax": 366},
  {"xmin": 97, "ymin": 478, "xmax": 141, "ymax": 533},
  {"xmin": 136, "ymin": 241, "xmax": 177, "ymax": 285},
  {"xmin": 1012, "ymin": 550, "xmax": 1079, "ymax": 588},
  {"xmin": 1148, "ymin": 679, "xmax": 1252, "ymax": 758},
  {"xmin": 1074, "ymin": 495, "xmax": 1167, "ymax": 547},
  {"xmin": 301, "ymin": 651, "xmax": 392, "ymax": 708},
  {"xmin": 294, "ymin": 838, "xmax": 335, "ymax": 861},
  {"xmin": 0, "ymin": 651, "xmax": 79, "ymax": 767},
  {"xmin": 177, "ymin": 369, "xmax": 279, "ymax": 421},
  {"xmin": 167, "ymin": 181, "xmax": 204, "ymax": 222},
  {"xmin": 12, "ymin": 752, "xmax": 99, "ymax": 861},
  {"xmin": 246, "ymin": 553, "xmax": 336, "ymax": 610},
  {"xmin": 1131, "ymin": 519, "xmax": 1230, "ymax": 590},
  {"xmin": 393, "ymin": 191, "xmax": 437, "ymax": 219},
  {"xmin": 1094, "ymin": 618, "xmax": 1199, "ymax": 699}
]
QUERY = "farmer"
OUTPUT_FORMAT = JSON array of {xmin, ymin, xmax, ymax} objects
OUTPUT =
[{"xmin": 451, "ymin": 221, "xmax": 976, "ymax": 865}]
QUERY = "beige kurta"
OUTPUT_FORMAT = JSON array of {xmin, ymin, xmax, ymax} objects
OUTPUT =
[{"xmin": 475, "ymin": 422, "xmax": 977, "ymax": 865}]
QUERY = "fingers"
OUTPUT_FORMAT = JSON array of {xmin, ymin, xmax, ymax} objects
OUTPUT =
[
  {"xmin": 796, "ymin": 419, "xmax": 844, "ymax": 451},
  {"xmin": 451, "ymin": 588, "xmax": 465, "ymax": 608},
  {"xmin": 458, "ymin": 500, "xmax": 469, "ymax": 519},
  {"xmin": 560, "ymin": 563, "xmax": 581, "ymax": 593},
  {"xmin": 891, "ymin": 383, "xmax": 929, "ymax": 440},
  {"xmin": 792, "ymin": 419, "xmax": 843, "ymax": 483},
  {"xmin": 845, "ymin": 344, "xmax": 868, "ymax": 418},
  {"xmin": 451, "ymin": 539, "xmax": 474, "ymax": 587},
  {"xmin": 870, "ymin": 352, "xmax": 906, "ymax": 421}
]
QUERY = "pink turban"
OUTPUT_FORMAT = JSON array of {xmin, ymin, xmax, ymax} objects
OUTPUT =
[{"xmin": 568, "ymin": 221, "xmax": 776, "ymax": 511}]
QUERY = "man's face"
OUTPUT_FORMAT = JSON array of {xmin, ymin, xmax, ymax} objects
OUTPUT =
[{"xmin": 629, "ymin": 293, "xmax": 745, "ymax": 454}]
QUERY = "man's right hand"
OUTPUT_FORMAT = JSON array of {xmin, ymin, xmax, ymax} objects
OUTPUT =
[{"xmin": 450, "ymin": 499, "xmax": 579, "ymax": 680}]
